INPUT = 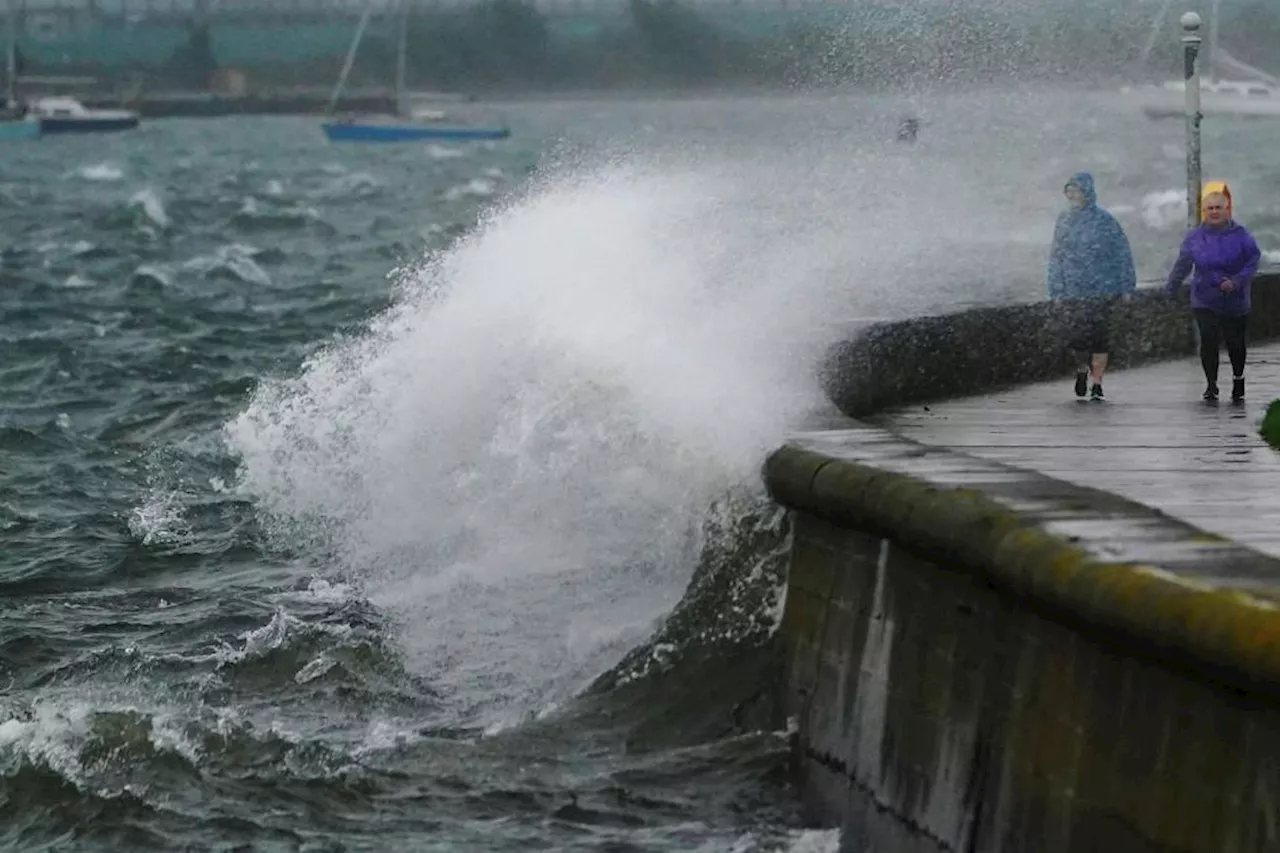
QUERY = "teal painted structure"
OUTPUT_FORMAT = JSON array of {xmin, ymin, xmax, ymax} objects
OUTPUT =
[
  {"xmin": 8, "ymin": 4, "xmax": 865, "ymax": 70},
  {"xmin": 8, "ymin": 0, "xmax": 1215, "ymax": 71},
  {"xmin": 19, "ymin": 21, "xmax": 397, "ymax": 67}
]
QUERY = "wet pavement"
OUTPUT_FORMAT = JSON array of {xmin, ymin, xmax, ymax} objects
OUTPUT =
[
  {"xmin": 873, "ymin": 341, "xmax": 1280, "ymax": 561},
  {"xmin": 781, "ymin": 417, "xmax": 1280, "ymax": 595}
]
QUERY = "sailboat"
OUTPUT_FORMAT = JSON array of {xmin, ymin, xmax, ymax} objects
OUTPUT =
[
  {"xmin": 1, "ymin": 0, "xmax": 39, "ymax": 140},
  {"xmin": 320, "ymin": 0, "xmax": 510, "ymax": 143},
  {"xmin": 1128, "ymin": 0, "xmax": 1280, "ymax": 120}
]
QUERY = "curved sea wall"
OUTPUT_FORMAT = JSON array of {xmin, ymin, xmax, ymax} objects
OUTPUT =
[
  {"xmin": 824, "ymin": 271, "xmax": 1280, "ymax": 418},
  {"xmin": 766, "ymin": 270, "xmax": 1280, "ymax": 852}
]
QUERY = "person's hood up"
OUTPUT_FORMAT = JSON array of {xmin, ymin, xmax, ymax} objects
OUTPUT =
[
  {"xmin": 1201, "ymin": 179, "xmax": 1234, "ymax": 221},
  {"xmin": 1065, "ymin": 172, "xmax": 1097, "ymax": 207}
]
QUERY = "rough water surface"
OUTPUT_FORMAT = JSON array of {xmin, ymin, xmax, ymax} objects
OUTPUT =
[{"xmin": 0, "ymin": 89, "xmax": 1275, "ymax": 852}]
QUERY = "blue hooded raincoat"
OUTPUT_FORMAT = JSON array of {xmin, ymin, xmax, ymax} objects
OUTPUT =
[{"xmin": 1047, "ymin": 172, "xmax": 1137, "ymax": 301}]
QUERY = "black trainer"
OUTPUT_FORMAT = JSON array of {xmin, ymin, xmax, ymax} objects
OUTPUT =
[
  {"xmin": 1090, "ymin": 383, "xmax": 1104, "ymax": 401},
  {"xmin": 1232, "ymin": 377, "xmax": 1245, "ymax": 402},
  {"xmin": 1204, "ymin": 383, "xmax": 1219, "ymax": 401},
  {"xmin": 1074, "ymin": 371, "xmax": 1088, "ymax": 398}
]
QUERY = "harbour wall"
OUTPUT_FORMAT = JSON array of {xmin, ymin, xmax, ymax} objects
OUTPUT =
[
  {"xmin": 823, "ymin": 272, "xmax": 1280, "ymax": 418},
  {"xmin": 766, "ymin": 271, "xmax": 1280, "ymax": 851}
]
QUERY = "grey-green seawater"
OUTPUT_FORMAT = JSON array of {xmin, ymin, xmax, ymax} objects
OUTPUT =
[{"xmin": 0, "ymin": 88, "xmax": 1276, "ymax": 853}]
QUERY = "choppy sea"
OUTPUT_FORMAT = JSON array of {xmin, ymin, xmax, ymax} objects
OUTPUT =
[{"xmin": 1, "ymin": 86, "xmax": 1275, "ymax": 852}]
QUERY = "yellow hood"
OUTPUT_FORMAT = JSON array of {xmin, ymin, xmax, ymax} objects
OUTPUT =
[{"xmin": 1201, "ymin": 180, "xmax": 1233, "ymax": 220}]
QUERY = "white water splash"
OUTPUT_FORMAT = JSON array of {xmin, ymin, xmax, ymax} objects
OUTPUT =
[
  {"xmin": 225, "ymin": 164, "xmax": 833, "ymax": 724},
  {"xmin": 712, "ymin": 829, "xmax": 841, "ymax": 853},
  {"xmin": 776, "ymin": 830, "xmax": 841, "ymax": 853},
  {"xmin": 224, "ymin": 147, "xmax": 1022, "ymax": 727},
  {"xmin": 128, "ymin": 487, "xmax": 190, "ymax": 546},
  {"xmin": 0, "ymin": 695, "xmax": 305, "ymax": 798},
  {"xmin": 1141, "ymin": 188, "xmax": 1185, "ymax": 230},
  {"xmin": 0, "ymin": 704, "xmax": 96, "ymax": 785}
]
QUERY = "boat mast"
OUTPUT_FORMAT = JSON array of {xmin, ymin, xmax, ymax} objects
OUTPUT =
[
  {"xmin": 5, "ymin": 0, "xmax": 16, "ymax": 107},
  {"xmin": 326, "ymin": 6, "xmax": 373, "ymax": 115},
  {"xmin": 1206, "ymin": 0, "xmax": 1221, "ymax": 83},
  {"xmin": 395, "ymin": 0, "xmax": 409, "ymax": 115},
  {"xmin": 1139, "ymin": 0, "xmax": 1172, "ymax": 66}
]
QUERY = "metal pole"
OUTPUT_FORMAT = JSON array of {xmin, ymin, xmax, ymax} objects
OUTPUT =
[
  {"xmin": 5, "ymin": 0, "xmax": 16, "ymax": 108},
  {"xmin": 1180, "ymin": 12, "xmax": 1204, "ymax": 357},
  {"xmin": 1181, "ymin": 11, "xmax": 1203, "ymax": 230},
  {"xmin": 395, "ymin": 0, "xmax": 407, "ymax": 115}
]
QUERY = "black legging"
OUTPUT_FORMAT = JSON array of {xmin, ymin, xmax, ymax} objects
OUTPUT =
[{"xmin": 1194, "ymin": 309, "xmax": 1248, "ymax": 385}]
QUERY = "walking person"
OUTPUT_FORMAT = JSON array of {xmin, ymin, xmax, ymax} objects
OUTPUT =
[
  {"xmin": 1047, "ymin": 172, "xmax": 1137, "ymax": 400},
  {"xmin": 1165, "ymin": 181, "xmax": 1262, "ymax": 403}
]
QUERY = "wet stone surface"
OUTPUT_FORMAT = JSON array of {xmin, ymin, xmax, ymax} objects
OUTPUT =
[
  {"xmin": 784, "ymin": 423, "xmax": 1280, "ymax": 594},
  {"xmin": 870, "ymin": 341, "xmax": 1280, "ymax": 565}
]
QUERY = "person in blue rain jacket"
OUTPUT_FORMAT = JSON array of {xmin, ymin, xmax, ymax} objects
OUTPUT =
[{"xmin": 1047, "ymin": 171, "xmax": 1137, "ymax": 400}]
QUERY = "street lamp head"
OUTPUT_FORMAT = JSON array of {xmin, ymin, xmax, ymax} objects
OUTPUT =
[{"xmin": 1180, "ymin": 11, "xmax": 1202, "ymax": 32}]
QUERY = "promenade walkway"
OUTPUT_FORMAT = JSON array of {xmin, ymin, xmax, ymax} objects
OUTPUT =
[{"xmin": 874, "ymin": 340, "xmax": 1280, "ymax": 560}]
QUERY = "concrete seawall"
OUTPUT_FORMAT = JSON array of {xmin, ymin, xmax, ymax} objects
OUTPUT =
[
  {"xmin": 766, "ymin": 271, "xmax": 1280, "ymax": 852},
  {"xmin": 824, "ymin": 271, "xmax": 1280, "ymax": 418}
]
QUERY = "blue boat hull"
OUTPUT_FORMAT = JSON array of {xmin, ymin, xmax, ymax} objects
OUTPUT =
[
  {"xmin": 0, "ymin": 119, "xmax": 40, "ymax": 140},
  {"xmin": 40, "ymin": 116, "xmax": 139, "ymax": 135},
  {"xmin": 322, "ymin": 121, "xmax": 509, "ymax": 142}
]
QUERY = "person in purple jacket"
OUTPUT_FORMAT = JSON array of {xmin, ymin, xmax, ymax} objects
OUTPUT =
[{"xmin": 1165, "ymin": 181, "xmax": 1262, "ymax": 402}]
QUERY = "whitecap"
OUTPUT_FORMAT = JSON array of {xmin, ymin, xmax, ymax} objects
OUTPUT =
[
  {"xmin": 426, "ymin": 143, "xmax": 465, "ymax": 160},
  {"xmin": 442, "ymin": 178, "xmax": 497, "ymax": 201},
  {"xmin": 127, "ymin": 187, "xmax": 170, "ymax": 230},
  {"xmin": 180, "ymin": 244, "xmax": 272, "ymax": 287},
  {"xmin": 70, "ymin": 162, "xmax": 125, "ymax": 182}
]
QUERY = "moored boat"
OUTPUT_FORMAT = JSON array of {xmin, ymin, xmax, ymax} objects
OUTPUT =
[
  {"xmin": 28, "ymin": 96, "xmax": 139, "ymax": 135},
  {"xmin": 320, "ymin": 2, "xmax": 509, "ymax": 145}
]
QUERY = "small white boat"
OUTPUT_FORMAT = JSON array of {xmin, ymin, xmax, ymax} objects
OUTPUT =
[
  {"xmin": 27, "ymin": 96, "xmax": 139, "ymax": 135},
  {"xmin": 1133, "ymin": 78, "xmax": 1280, "ymax": 120}
]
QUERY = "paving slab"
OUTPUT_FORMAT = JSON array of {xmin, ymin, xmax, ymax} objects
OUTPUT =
[
  {"xmin": 874, "ymin": 341, "xmax": 1280, "ymax": 560},
  {"xmin": 778, "ymin": 421, "xmax": 1280, "ymax": 598}
]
